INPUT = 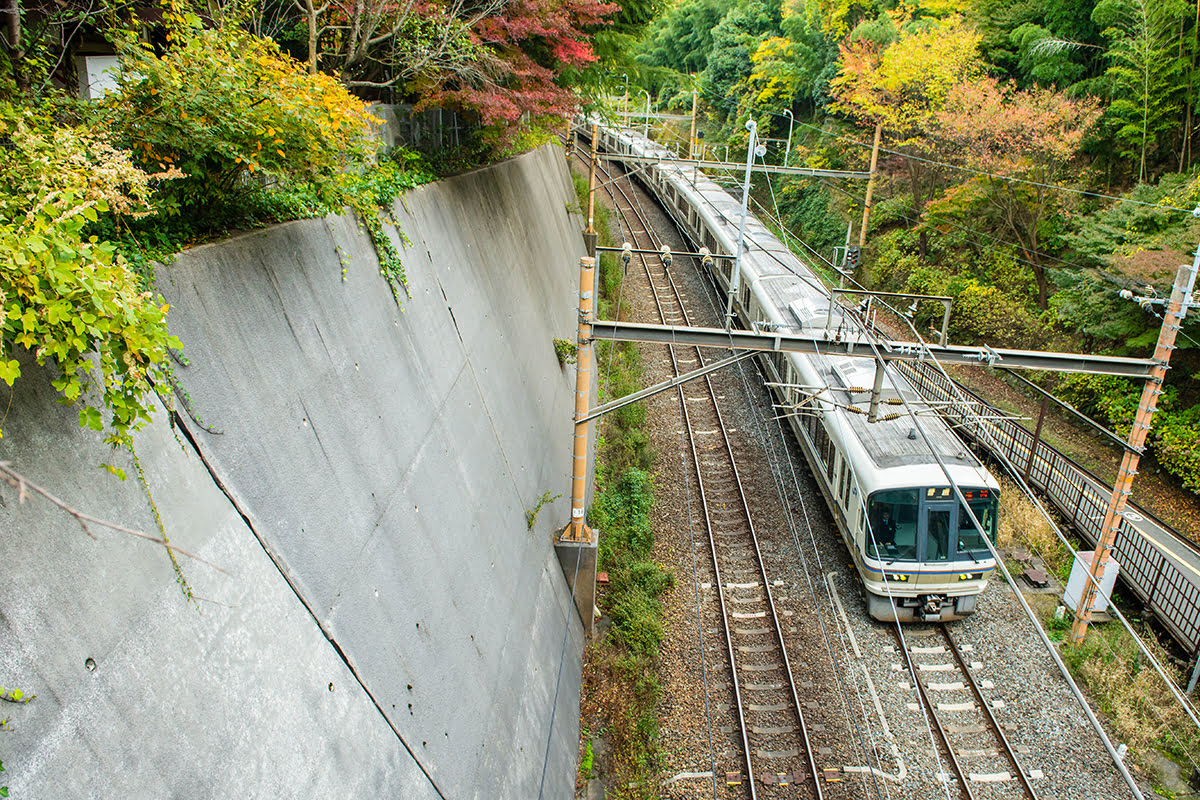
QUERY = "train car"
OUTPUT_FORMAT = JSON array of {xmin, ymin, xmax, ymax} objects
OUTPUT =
[{"xmin": 589, "ymin": 121, "xmax": 1001, "ymax": 622}]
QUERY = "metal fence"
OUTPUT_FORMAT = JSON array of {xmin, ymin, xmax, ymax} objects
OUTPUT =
[{"xmin": 896, "ymin": 361, "xmax": 1200, "ymax": 653}]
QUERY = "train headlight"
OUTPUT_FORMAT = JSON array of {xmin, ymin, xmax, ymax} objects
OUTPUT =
[
  {"xmin": 958, "ymin": 573, "xmax": 984, "ymax": 581},
  {"xmin": 887, "ymin": 573, "xmax": 908, "ymax": 582}
]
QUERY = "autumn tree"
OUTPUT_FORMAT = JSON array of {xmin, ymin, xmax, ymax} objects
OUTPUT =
[
  {"xmin": 927, "ymin": 76, "xmax": 1100, "ymax": 308},
  {"xmin": 416, "ymin": 0, "xmax": 619, "ymax": 125},
  {"xmin": 829, "ymin": 16, "xmax": 982, "ymax": 255}
]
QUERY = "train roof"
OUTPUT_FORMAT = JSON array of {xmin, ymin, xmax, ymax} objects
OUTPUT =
[{"xmin": 605, "ymin": 124, "xmax": 995, "ymax": 486}]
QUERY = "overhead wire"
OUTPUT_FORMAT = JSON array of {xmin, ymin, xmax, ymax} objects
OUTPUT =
[
  {"xmin": 682, "ymin": 78, "xmax": 1196, "ymax": 216},
  {"xmin": 648, "ymin": 82, "xmax": 1200, "ymax": 772},
  {"xmin": 666, "ymin": 140, "xmax": 948, "ymax": 796},
  {"xmin": 626, "ymin": 123, "xmax": 893, "ymax": 795},
  {"xmin": 667, "ymin": 115, "xmax": 1145, "ymax": 793},
  {"xmin": 610, "ymin": 110, "xmax": 1191, "ymax": 795}
]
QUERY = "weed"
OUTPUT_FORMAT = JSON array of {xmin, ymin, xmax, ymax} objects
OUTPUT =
[
  {"xmin": 554, "ymin": 338, "xmax": 578, "ymax": 366},
  {"xmin": 525, "ymin": 491, "xmax": 562, "ymax": 530},
  {"xmin": 580, "ymin": 737, "xmax": 595, "ymax": 780},
  {"xmin": 572, "ymin": 164, "xmax": 666, "ymax": 798}
]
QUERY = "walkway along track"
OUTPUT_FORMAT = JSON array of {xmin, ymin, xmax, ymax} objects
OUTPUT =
[
  {"xmin": 594, "ymin": 150, "xmax": 825, "ymax": 798},
  {"xmin": 898, "ymin": 625, "xmax": 1039, "ymax": 800}
]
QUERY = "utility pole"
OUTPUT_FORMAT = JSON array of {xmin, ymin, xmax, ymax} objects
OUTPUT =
[
  {"xmin": 555, "ymin": 255, "xmax": 599, "ymax": 636},
  {"xmin": 584, "ymin": 123, "xmax": 598, "ymax": 259},
  {"xmin": 727, "ymin": 119, "xmax": 763, "ymax": 330},
  {"xmin": 857, "ymin": 123, "xmax": 883, "ymax": 251},
  {"xmin": 1071, "ymin": 252, "xmax": 1199, "ymax": 642},
  {"xmin": 688, "ymin": 87, "xmax": 698, "ymax": 161}
]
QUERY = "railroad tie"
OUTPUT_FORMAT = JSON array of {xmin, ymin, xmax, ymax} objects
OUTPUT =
[{"xmin": 755, "ymin": 748, "xmax": 800, "ymax": 759}]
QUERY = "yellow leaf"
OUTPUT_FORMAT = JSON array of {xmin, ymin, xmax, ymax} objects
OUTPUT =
[
  {"xmin": 276, "ymin": 149, "xmax": 285, "ymax": 157},
  {"xmin": 266, "ymin": 126, "xmax": 275, "ymax": 136}
]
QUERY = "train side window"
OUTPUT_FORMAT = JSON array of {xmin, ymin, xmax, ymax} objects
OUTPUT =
[
  {"xmin": 841, "ymin": 469, "xmax": 852, "ymax": 507},
  {"xmin": 827, "ymin": 447, "xmax": 837, "ymax": 482}
]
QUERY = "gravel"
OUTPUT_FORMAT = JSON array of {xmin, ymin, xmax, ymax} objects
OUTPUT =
[{"xmin": 581, "ymin": 145, "xmax": 1142, "ymax": 800}]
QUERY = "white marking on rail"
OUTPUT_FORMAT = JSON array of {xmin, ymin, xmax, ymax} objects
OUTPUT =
[
  {"xmin": 826, "ymin": 571, "xmax": 862, "ymax": 659},
  {"xmin": 936, "ymin": 701, "xmax": 976, "ymax": 712},
  {"xmin": 969, "ymin": 772, "xmax": 1013, "ymax": 783}
]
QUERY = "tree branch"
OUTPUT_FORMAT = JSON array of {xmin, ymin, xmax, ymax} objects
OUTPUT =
[{"xmin": 0, "ymin": 461, "xmax": 227, "ymax": 573}]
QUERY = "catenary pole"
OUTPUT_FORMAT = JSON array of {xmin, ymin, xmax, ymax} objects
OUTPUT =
[
  {"xmin": 857, "ymin": 122, "xmax": 882, "ymax": 252},
  {"xmin": 564, "ymin": 256, "xmax": 596, "ymax": 543},
  {"xmin": 1071, "ymin": 252, "xmax": 1200, "ymax": 641}
]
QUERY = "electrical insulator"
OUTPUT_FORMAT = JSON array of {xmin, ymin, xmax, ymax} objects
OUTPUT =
[
  {"xmin": 621, "ymin": 242, "xmax": 632, "ymax": 266},
  {"xmin": 660, "ymin": 245, "xmax": 672, "ymax": 272},
  {"xmin": 699, "ymin": 246, "xmax": 713, "ymax": 268}
]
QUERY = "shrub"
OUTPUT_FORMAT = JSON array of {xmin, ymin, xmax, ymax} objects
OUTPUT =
[
  {"xmin": 1152, "ymin": 405, "xmax": 1200, "ymax": 493},
  {"xmin": 109, "ymin": 22, "xmax": 378, "ymax": 225},
  {"xmin": 0, "ymin": 104, "xmax": 178, "ymax": 437},
  {"xmin": 950, "ymin": 283, "xmax": 1048, "ymax": 348}
]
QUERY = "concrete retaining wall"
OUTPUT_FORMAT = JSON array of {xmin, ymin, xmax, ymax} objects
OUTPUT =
[{"xmin": 0, "ymin": 144, "xmax": 587, "ymax": 797}]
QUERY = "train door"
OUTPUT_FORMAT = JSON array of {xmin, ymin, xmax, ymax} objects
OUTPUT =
[{"xmin": 920, "ymin": 502, "xmax": 955, "ymax": 564}]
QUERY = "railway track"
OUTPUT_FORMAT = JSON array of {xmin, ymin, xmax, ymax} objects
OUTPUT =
[
  {"xmin": 590, "ymin": 146, "xmax": 826, "ymax": 798},
  {"xmin": 898, "ymin": 625, "xmax": 1039, "ymax": 800},
  {"xmin": 570, "ymin": 125, "xmax": 1135, "ymax": 800}
]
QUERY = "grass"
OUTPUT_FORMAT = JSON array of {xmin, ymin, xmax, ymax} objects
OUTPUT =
[
  {"xmin": 1002, "ymin": 479, "xmax": 1200, "ymax": 787},
  {"xmin": 996, "ymin": 475, "xmax": 1075, "ymax": 583},
  {"xmin": 572, "ymin": 167, "xmax": 671, "ymax": 799}
]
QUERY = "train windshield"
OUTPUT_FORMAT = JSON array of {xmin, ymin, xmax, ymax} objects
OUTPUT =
[
  {"xmin": 866, "ymin": 489, "xmax": 919, "ymax": 561},
  {"xmin": 955, "ymin": 495, "xmax": 998, "ymax": 560},
  {"xmin": 866, "ymin": 488, "xmax": 998, "ymax": 563}
]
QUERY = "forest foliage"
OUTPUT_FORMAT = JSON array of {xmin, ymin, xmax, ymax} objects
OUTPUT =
[
  {"xmin": 632, "ymin": 0, "xmax": 1200, "ymax": 494},
  {"xmin": 0, "ymin": 0, "xmax": 663, "ymax": 439}
]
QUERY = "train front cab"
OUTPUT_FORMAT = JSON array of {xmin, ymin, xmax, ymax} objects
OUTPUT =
[{"xmin": 861, "ymin": 486, "xmax": 999, "ymax": 622}]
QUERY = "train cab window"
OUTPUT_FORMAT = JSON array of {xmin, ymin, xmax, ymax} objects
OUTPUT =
[
  {"xmin": 924, "ymin": 506, "xmax": 952, "ymax": 562},
  {"xmin": 955, "ymin": 492, "xmax": 999, "ymax": 560},
  {"xmin": 867, "ymin": 489, "xmax": 918, "ymax": 561}
]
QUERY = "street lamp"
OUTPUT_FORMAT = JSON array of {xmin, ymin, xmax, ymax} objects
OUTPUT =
[
  {"xmin": 639, "ymin": 89, "xmax": 651, "ymax": 138},
  {"xmin": 783, "ymin": 109, "xmax": 794, "ymax": 166}
]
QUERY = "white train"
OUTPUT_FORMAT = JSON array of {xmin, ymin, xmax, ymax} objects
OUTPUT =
[{"xmin": 591, "ymin": 122, "xmax": 1001, "ymax": 622}]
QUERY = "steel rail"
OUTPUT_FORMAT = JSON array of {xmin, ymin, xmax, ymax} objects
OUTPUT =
[
  {"xmin": 600, "ymin": 152, "xmax": 821, "ymax": 798},
  {"xmin": 906, "ymin": 644, "xmax": 976, "ymax": 800},
  {"xmin": 597, "ymin": 154, "xmax": 756, "ymax": 797},
  {"xmin": 941, "ymin": 626, "xmax": 1039, "ymax": 800}
]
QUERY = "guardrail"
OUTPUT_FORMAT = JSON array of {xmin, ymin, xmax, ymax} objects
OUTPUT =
[{"xmin": 896, "ymin": 361, "xmax": 1200, "ymax": 654}]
